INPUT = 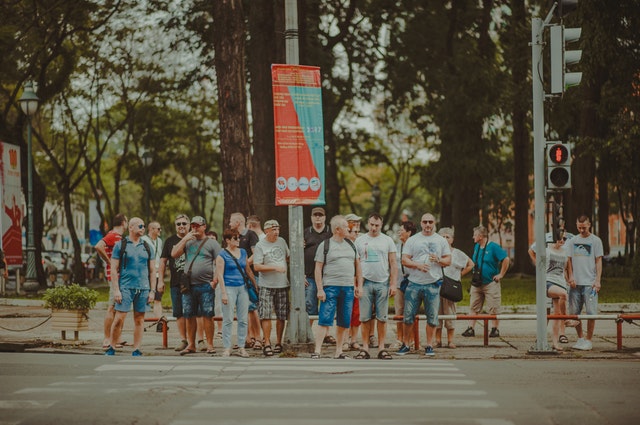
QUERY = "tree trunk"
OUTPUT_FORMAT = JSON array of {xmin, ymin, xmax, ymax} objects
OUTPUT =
[
  {"xmin": 597, "ymin": 170, "xmax": 610, "ymax": 255},
  {"xmin": 212, "ymin": 0, "xmax": 254, "ymax": 224},
  {"xmin": 508, "ymin": 0, "xmax": 532, "ymax": 274},
  {"xmin": 246, "ymin": 0, "xmax": 288, "ymax": 231}
]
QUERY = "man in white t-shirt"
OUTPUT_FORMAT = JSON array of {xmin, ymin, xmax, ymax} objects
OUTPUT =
[
  {"xmin": 355, "ymin": 213, "xmax": 397, "ymax": 359},
  {"xmin": 567, "ymin": 215, "xmax": 603, "ymax": 351},
  {"xmin": 397, "ymin": 213, "xmax": 451, "ymax": 357}
]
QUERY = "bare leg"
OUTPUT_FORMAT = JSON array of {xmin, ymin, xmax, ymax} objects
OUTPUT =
[
  {"xmin": 103, "ymin": 304, "xmax": 116, "ymax": 346},
  {"xmin": 275, "ymin": 319, "xmax": 286, "ymax": 345},
  {"xmin": 314, "ymin": 325, "xmax": 329, "ymax": 354},
  {"xmin": 177, "ymin": 317, "xmax": 186, "ymax": 341},
  {"xmin": 360, "ymin": 320, "xmax": 372, "ymax": 351},
  {"xmin": 132, "ymin": 311, "xmax": 145, "ymax": 350},
  {"xmin": 334, "ymin": 326, "xmax": 348, "ymax": 357},
  {"xmin": 185, "ymin": 317, "xmax": 197, "ymax": 351},
  {"xmin": 110, "ymin": 311, "xmax": 127, "ymax": 349},
  {"xmin": 203, "ymin": 316, "xmax": 215, "ymax": 351},
  {"xmin": 261, "ymin": 319, "xmax": 273, "ymax": 347},
  {"xmin": 377, "ymin": 320, "xmax": 387, "ymax": 350},
  {"xmin": 425, "ymin": 324, "xmax": 436, "ymax": 348}
]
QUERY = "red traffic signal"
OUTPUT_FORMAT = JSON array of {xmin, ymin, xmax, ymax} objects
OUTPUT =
[{"xmin": 548, "ymin": 144, "xmax": 569, "ymax": 164}]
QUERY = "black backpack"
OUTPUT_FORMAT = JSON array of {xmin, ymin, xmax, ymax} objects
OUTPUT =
[{"xmin": 118, "ymin": 237, "xmax": 152, "ymax": 284}]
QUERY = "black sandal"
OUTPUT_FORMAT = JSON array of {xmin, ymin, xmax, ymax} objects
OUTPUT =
[
  {"xmin": 263, "ymin": 345, "xmax": 274, "ymax": 357},
  {"xmin": 355, "ymin": 350, "xmax": 370, "ymax": 359},
  {"xmin": 274, "ymin": 343, "xmax": 283, "ymax": 353},
  {"xmin": 377, "ymin": 350, "xmax": 393, "ymax": 360}
]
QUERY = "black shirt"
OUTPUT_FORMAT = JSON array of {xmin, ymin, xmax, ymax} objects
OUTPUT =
[
  {"xmin": 303, "ymin": 225, "xmax": 331, "ymax": 276},
  {"xmin": 160, "ymin": 234, "xmax": 186, "ymax": 288}
]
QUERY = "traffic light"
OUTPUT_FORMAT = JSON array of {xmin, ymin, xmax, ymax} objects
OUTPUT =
[
  {"xmin": 550, "ymin": 25, "xmax": 582, "ymax": 94},
  {"xmin": 547, "ymin": 142, "xmax": 571, "ymax": 190}
]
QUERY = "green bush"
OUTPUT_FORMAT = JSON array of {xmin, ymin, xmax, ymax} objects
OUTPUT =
[{"xmin": 42, "ymin": 284, "xmax": 99, "ymax": 311}]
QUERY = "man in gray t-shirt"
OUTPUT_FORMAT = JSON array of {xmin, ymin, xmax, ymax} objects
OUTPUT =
[
  {"xmin": 253, "ymin": 220, "xmax": 290, "ymax": 356},
  {"xmin": 311, "ymin": 215, "xmax": 363, "ymax": 359},
  {"xmin": 171, "ymin": 216, "xmax": 222, "ymax": 355}
]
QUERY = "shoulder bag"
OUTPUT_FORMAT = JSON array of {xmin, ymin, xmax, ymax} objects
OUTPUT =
[
  {"xmin": 440, "ymin": 268, "xmax": 463, "ymax": 302},
  {"xmin": 224, "ymin": 249, "xmax": 259, "ymax": 304},
  {"xmin": 399, "ymin": 242, "xmax": 409, "ymax": 292},
  {"xmin": 180, "ymin": 238, "xmax": 208, "ymax": 294}
]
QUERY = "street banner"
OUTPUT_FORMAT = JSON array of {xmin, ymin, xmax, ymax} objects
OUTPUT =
[
  {"xmin": 0, "ymin": 141, "xmax": 23, "ymax": 266},
  {"xmin": 271, "ymin": 64, "xmax": 325, "ymax": 206}
]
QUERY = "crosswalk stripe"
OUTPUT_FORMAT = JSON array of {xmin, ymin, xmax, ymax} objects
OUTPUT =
[
  {"xmin": 0, "ymin": 400, "xmax": 56, "ymax": 408},
  {"xmin": 192, "ymin": 399, "xmax": 498, "ymax": 409}
]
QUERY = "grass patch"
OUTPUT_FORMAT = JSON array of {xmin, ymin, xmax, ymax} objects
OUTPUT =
[{"xmin": 5, "ymin": 275, "xmax": 639, "ymax": 307}]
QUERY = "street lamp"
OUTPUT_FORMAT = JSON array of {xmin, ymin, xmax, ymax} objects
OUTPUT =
[
  {"xmin": 371, "ymin": 183, "xmax": 381, "ymax": 213},
  {"xmin": 141, "ymin": 152, "xmax": 153, "ymax": 223},
  {"xmin": 18, "ymin": 81, "xmax": 40, "ymax": 292}
]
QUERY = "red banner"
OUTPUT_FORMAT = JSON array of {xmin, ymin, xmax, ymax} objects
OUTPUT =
[{"xmin": 272, "ymin": 65, "xmax": 325, "ymax": 206}]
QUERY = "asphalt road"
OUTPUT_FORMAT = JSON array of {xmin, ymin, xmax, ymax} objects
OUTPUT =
[{"xmin": 1, "ymin": 353, "xmax": 638, "ymax": 425}]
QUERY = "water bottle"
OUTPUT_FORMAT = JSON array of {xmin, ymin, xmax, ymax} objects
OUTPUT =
[{"xmin": 589, "ymin": 287, "xmax": 597, "ymax": 303}]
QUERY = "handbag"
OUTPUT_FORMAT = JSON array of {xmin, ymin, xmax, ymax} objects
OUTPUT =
[
  {"xmin": 180, "ymin": 238, "xmax": 208, "ymax": 294},
  {"xmin": 440, "ymin": 272, "xmax": 463, "ymax": 302},
  {"xmin": 398, "ymin": 242, "xmax": 409, "ymax": 293},
  {"xmin": 224, "ymin": 249, "xmax": 259, "ymax": 304}
]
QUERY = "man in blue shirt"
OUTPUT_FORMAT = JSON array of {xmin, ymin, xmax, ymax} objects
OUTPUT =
[
  {"xmin": 106, "ymin": 217, "xmax": 156, "ymax": 356},
  {"xmin": 462, "ymin": 225, "xmax": 509, "ymax": 338}
]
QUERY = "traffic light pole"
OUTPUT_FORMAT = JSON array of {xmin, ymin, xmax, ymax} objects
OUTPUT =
[{"xmin": 531, "ymin": 16, "xmax": 552, "ymax": 352}]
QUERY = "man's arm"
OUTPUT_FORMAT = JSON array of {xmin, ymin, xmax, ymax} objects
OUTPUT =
[
  {"xmin": 494, "ymin": 257, "xmax": 510, "ymax": 282},
  {"xmin": 110, "ymin": 257, "xmax": 121, "ymax": 303},
  {"xmin": 388, "ymin": 252, "xmax": 398, "ymax": 295},
  {"xmin": 94, "ymin": 239, "xmax": 109, "ymax": 263},
  {"xmin": 314, "ymin": 261, "xmax": 325, "ymax": 302},
  {"xmin": 594, "ymin": 256, "xmax": 603, "ymax": 291}
]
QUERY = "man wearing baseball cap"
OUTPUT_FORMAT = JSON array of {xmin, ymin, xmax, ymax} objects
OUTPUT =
[
  {"xmin": 171, "ymin": 215, "xmax": 222, "ymax": 355},
  {"xmin": 253, "ymin": 219, "xmax": 290, "ymax": 356},
  {"xmin": 304, "ymin": 207, "xmax": 332, "ymax": 338}
]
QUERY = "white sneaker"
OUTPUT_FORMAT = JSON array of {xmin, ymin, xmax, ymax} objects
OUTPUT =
[
  {"xmin": 572, "ymin": 338, "xmax": 593, "ymax": 350},
  {"xmin": 222, "ymin": 349, "xmax": 231, "ymax": 357},
  {"xmin": 572, "ymin": 338, "xmax": 586, "ymax": 350}
]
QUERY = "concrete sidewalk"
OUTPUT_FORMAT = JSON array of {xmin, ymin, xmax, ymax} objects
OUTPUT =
[{"xmin": 1, "ymin": 298, "xmax": 640, "ymax": 359}]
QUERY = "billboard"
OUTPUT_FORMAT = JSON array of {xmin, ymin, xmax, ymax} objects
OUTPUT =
[
  {"xmin": 0, "ymin": 141, "xmax": 23, "ymax": 266},
  {"xmin": 271, "ymin": 64, "xmax": 325, "ymax": 206}
]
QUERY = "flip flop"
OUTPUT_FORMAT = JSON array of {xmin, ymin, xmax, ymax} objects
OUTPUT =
[
  {"xmin": 263, "ymin": 345, "xmax": 274, "ymax": 357},
  {"xmin": 253, "ymin": 340, "xmax": 263, "ymax": 351},
  {"xmin": 377, "ymin": 350, "xmax": 393, "ymax": 360},
  {"xmin": 179, "ymin": 348, "xmax": 196, "ymax": 356},
  {"xmin": 559, "ymin": 335, "xmax": 569, "ymax": 344},
  {"xmin": 114, "ymin": 341, "xmax": 128, "ymax": 349},
  {"xmin": 206, "ymin": 348, "xmax": 216, "ymax": 354},
  {"xmin": 355, "ymin": 350, "xmax": 370, "ymax": 359},
  {"xmin": 334, "ymin": 353, "xmax": 350, "ymax": 359}
]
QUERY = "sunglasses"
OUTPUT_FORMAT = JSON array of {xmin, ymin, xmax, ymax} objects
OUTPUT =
[
  {"xmin": 137, "ymin": 224, "xmax": 145, "ymax": 229},
  {"xmin": 313, "ymin": 213, "xmax": 325, "ymax": 217},
  {"xmin": 421, "ymin": 220, "xmax": 434, "ymax": 224},
  {"xmin": 231, "ymin": 236, "xmax": 239, "ymax": 240},
  {"xmin": 191, "ymin": 223, "xmax": 203, "ymax": 228},
  {"xmin": 175, "ymin": 222, "xmax": 188, "ymax": 226}
]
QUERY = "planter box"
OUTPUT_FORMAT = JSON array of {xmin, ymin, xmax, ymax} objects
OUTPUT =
[{"xmin": 51, "ymin": 309, "xmax": 89, "ymax": 340}]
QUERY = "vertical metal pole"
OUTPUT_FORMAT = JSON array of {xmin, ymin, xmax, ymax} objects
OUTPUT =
[
  {"xmin": 24, "ymin": 115, "xmax": 38, "ymax": 291},
  {"xmin": 532, "ymin": 18, "xmax": 550, "ymax": 352},
  {"xmin": 284, "ymin": 0, "xmax": 313, "ymax": 344}
]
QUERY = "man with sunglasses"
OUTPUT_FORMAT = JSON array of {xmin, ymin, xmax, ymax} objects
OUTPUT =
[
  {"xmin": 171, "ymin": 216, "xmax": 222, "ymax": 355},
  {"xmin": 106, "ymin": 217, "xmax": 155, "ymax": 356},
  {"xmin": 159, "ymin": 214, "xmax": 190, "ymax": 351},
  {"xmin": 397, "ymin": 213, "xmax": 451, "ymax": 357}
]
